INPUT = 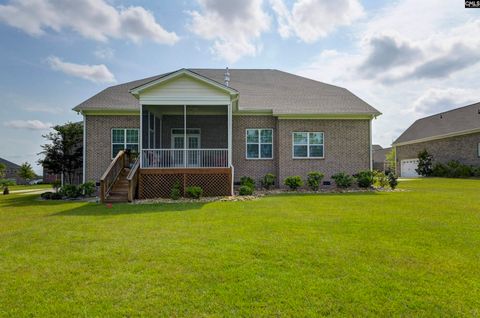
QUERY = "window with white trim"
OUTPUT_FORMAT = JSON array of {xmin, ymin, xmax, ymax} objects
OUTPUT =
[
  {"xmin": 112, "ymin": 128, "xmax": 139, "ymax": 158},
  {"xmin": 478, "ymin": 142, "xmax": 480, "ymax": 157},
  {"xmin": 293, "ymin": 132, "xmax": 324, "ymax": 158},
  {"xmin": 246, "ymin": 129, "xmax": 273, "ymax": 159}
]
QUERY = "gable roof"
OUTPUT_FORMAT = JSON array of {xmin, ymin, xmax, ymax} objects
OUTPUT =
[
  {"xmin": 73, "ymin": 68, "xmax": 381, "ymax": 116},
  {"xmin": 0, "ymin": 157, "xmax": 21, "ymax": 169},
  {"xmin": 373, "ymin": 146, "xmax": 391, "ymax": 163},
  {"xmin": 393, "ymin": 102, "xmax": 480, "ymax": 146}
]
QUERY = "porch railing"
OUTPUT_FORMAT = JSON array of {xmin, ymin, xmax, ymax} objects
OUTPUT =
[
  {"xmin": 142, "ymin": 149, "xmax": 229, "ymax": 168},
  {"xmin": 100, "ymin": 150, "xmax": 127, "ymax": 203}
]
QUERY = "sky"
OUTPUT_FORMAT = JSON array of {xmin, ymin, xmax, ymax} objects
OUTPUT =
[{"xmin": 0, "ymin": 0, "xmax": 479, "ymax": 174}]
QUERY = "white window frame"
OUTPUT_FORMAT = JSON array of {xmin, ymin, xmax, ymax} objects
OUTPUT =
[
  {"xmin": 245, "ymin": 128, "xmax": 273, "ymax": 160},
  {"xmin": 292, "ymin": 132, "xmax": 325, "ymax": 159},
  {"xmin": 170, "ymin": 128, "xmax": 201, "ymax": 149},
  {"xmin": 111, "ymin": 128, "xmax": 139, "ymax": 159}
]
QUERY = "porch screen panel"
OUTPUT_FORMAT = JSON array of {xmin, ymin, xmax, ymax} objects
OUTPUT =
[{"xmin": 142, "ymin": 109, "xmax": 149, "ymax": 149}]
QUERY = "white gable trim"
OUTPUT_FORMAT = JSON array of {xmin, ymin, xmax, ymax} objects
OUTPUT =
[{"xmin": 129, "ymin": 69, "xmax": 238, "ymax": 97}]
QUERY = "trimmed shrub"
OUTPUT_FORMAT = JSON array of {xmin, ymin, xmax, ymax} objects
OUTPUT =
[
  {"xmin": 284, "ymin": 176, "xmax": 303, "ymax": 190},
  {"xmin": 79, "ymin": 181, "xmax": 95, "ymax": 197},
  {"xmin": 416, "ymin": 149, "xmax": 433, "ymax": 176},
  {"xmin": 387, "ymin": 172, "xmax": 398, "ymax": 190},
  {"xmin": 240, "ymin": 176, "xmax": 255, "ymax": 189},
  {"xmin": 52, "ymin": 180, "xmax": 61, "ymax": 192},
  {"xmin": 239, "ymin": 185, "xmax": 254, "ymax": 196},
  {"xmin": 373, "ymin": 171, "xmax": 389, "ymax": 188},
  {"xmin": 59, "ymin": 184, "xmax": 81, "ymax": 198},
  {"xmin": 355, "ymin": 170, "xmax": 375, "ymax": 188},
  {"xmin": 170, "ymin": 181, "xmax": 181, "ymax": 200},
  {"xmin": 41, "ymin": 191, "xmax": 62, "ymax": 200},
  {"xmin": 331, "ymin": 172, "xmax": 354, "ymax": 188},
  {"xmin": 186, "ymin": 186, "xmax": 203, "ymax": 199},
  {"xmin": 306, "ymin": 172, "xmax": 324, "ymax": 191},
  {"xmin": 261, "ymin": 173, "xmax": 276, "ymax": 190},
  {"xmin": 432, "ymin": 161, "xmax": 475, "ymax": 178}
]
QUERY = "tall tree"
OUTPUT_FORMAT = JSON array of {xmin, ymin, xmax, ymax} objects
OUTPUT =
[
  {"xmin": 39, "ymin": 122, "xmax": 83, "ymax": 185},
  {"xmin": 0, "ymin": 163, "xmax": 5, "ymax": 178},
  {"xmin": 18, "ymin": 162, "xmax": 36, "ymax": 184}
]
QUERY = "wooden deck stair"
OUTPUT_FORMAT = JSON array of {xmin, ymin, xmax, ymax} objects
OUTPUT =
[{"xmin": 105, "ymin": 168, "xmax": 130, "ymax": 203}]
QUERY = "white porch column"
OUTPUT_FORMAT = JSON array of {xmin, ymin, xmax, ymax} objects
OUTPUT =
[
  {"xmin": 140, "ymin": 105, "xmax": 143, "ymax": 168},
  {"xmin": 184, "ymin": 104, "xmax": 187, "ymax": 168},
  {"xmin": 227, "ymin": 102, "xmax": 232, "ymax": 167}
]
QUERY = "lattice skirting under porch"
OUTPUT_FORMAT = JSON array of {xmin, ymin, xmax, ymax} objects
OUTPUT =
[{"xmin": 138, "ymin": 168, "xmax": 232, "ymax": 199}]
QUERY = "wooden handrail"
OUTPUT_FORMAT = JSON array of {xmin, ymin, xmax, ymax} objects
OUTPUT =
[
  {"xmin": 100, "ymin": 150, "xmax": 126, "ymax": 203},
  {"xmin": 127, "ymin": 157, "xmax": 140, "ymax": 202}
]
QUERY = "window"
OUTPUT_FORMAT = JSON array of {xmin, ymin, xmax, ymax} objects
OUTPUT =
[
  {"xmin": 246, "ymin": 129, "xmax": 273, "ymax": 159},
  {"xmin": 292, "ymin": 132, "xmax": 324, "ymax": 158},
  {"xmin": 478, "ymin": 142, "xmax": 480, "ymax": 157},
  {"xmin": 112, "ymin": 128, "xmax": 139, "ymax": 158}
]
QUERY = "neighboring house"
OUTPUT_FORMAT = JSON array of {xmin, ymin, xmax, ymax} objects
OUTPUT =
[
  {"xmin": 73, "ymin": 68, "xmax": 381, "ymax": 201},
  {"xmin": 393, "ymin": 102, "xmax": 480, "ymax": 177},
  {"xmin": 372, "ymin": 145, "xmax": 392, "ymax": 171},
  {"xmin": 0, "ymin": 158, "xmax": 24, "ymax": 184},
  {"xmin": 42, "ymin": 167, "xmax": 83, "ymax": 185}
]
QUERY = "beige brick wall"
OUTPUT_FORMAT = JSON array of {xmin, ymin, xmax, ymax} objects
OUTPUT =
[
  {"xmin": 277, "ymin": 119, "xmax": 371, "ymax": 185},
  {"xmin": 232, "ymin": 116, "xmax": 278, "ymax": 184},
  {"xmin": 85, "ymin": 115, "xmax": 139, "ymax": 182},
  {"xmin": 396, "ymin": 132, "xmax": 480, "ymax": 171}
]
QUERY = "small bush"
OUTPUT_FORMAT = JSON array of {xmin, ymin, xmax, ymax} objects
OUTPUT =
[
  {"xmin": 373, "ymin": 171, "xmax": 389, "ymax": 188},
  {"xmin": 331, "ymin": 172, "xmax": 354, "ymax": 188},
  {"xmin": 416, "ymin": 149, "xmax": 433, "ymax": 176},
  {"xmin": 355, "ymin": 170, "xmax": 375, "ymax": 188},
  {"xmin": 473, "ymin": 166, "xmax": 480, "ymax": 177},
  {"xmin": 52, "ymin": 180, "xmax": 61, "ymax": 192},
  {"xmin": 79, "ymin": 181, "xmax": 95, "ymax": 197},
  {"xmin": 240, "ymin": 176, "xmax": 255, "ymax": 189},
  {"xmin": 239, "ymin": 185, "xmax": 254, "ymax": 195},
  {"xmin": 306, "ymin": 171, "xmax": 324, "ymax": 191},
  {"xmin": 387, "ymin": 172, "xmax": 398, "ymax": 190},
  {"xmin": 284, "ymin": 176, "xmax": 303, "ymax": 190},
  {"xmin": 261, "ymin": 173, "xmax": 276, "ymax": 190},
  {"xmin": 41, "ymin": 191, "xmax": 63, "ymax": 200},
  {"xmin": 59, "ymin": 184, "xmax": 81, "ymax": 198},
  {"xmin": 170, "ymin": 181, "xmax": 181, "ymax": 200},
  {"xmin": 186, "ymin": 186, "xmax": 203, "ymax": 199},
  {"xmin": 432, "ymin": 161, "xmax": 474, "ymax": 178}
]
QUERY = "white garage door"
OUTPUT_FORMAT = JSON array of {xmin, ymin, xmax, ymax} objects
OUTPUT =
[{"xmin": 401, "ymin": 159, "xmax": 420, "ymax": 178}]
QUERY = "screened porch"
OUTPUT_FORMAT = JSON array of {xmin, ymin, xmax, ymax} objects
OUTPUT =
[{"xmin": 140, "ymin": 104, "xmax": 231, "ymax": 169}]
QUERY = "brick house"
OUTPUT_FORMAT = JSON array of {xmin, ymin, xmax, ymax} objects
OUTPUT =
[
  {"xmin": 393, "ymin": 102, "xmax": 480, "ymax": 177},
  {"xmin": 0, "ymin": 157, "xmax": 23, "ymax": 184},
  {"xmin": 73, "ymin": 69, "xmax": 381, "ymax": 202}
]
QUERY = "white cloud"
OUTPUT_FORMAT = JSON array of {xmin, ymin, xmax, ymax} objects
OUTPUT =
[
  {"xmin": 412, "ymin": 88, "xmax": 479, "ymax": 116},
  {"xmin": 296, "ymin": 0, "xmax": 480, "ymax": 146},
  {"xmin": 270, "ymin": 0, "xmax": 364, "ymax": 43},
  {"xmin": 0, "ymin": 0, "xmax": 179, "ymax": 45},
  {"xmin": 4, "ymin": 119, "xmax": 52, "ymax": 130},
  {"xmin": 47, "ymin": 56, "xmax": 116, "ymax": 83},
  {"xmin": 94, "ymin": 47, "xmax": 114, "ymax": 60},
  {"xmin": 187, "ymin": 0, "xmax": 270, "ymax": 63}
]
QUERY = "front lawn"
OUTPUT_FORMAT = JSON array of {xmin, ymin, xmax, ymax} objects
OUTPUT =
[{"xmin": 1, "ymin": 178, "xmax": 479, "ymax": 316}]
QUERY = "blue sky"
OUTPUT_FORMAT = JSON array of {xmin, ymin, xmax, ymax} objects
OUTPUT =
[{"xmin": 0, "ymin": 0, "xmax": 479, "ymax": 174}]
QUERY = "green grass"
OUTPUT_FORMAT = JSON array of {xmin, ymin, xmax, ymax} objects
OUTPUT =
[{"xmin": 1, "ymin": 178, "xmax": 479, "ymax": 317}]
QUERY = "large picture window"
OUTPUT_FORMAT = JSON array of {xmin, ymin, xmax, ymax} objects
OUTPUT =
[
  {"xmin": 246, "ymin": 129, "xmax": 273, "ymax": 159},
  {"xmin": 292, "ymin": 132, "xmax": 324, "ymax": 158},
  {"xmin": 112, "ymin": 128, "xmax": 139, "ymax": 158}
]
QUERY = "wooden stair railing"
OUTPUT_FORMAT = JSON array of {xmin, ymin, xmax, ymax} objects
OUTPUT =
[
  {"xmin": 126, "ymin": 157, "xmax": 140, "ymax": 202},
  {"xmin": 100, "ymin": 150, "xmax": 127, "ymax": 203}
]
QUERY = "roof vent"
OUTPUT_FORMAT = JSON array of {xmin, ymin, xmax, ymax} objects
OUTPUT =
[
  {"xmin": 224, "ymin": 67, "xmax": 230, "ymax": 87},
  {"xmin": 440, "ymin": 114, "xmax": 443, "ymax": 119}
]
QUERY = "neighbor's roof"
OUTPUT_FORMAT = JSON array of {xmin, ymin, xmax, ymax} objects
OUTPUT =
[
  {"xmin": 0, "ymin": 157, "xmax": 20, "ymax": 169},
  {"xmin": 73, "ymin": 69, "xmax": 381, "ymax": 116},
  {"xmin": 373, "ymin": 147, "xmax": 391, "ymax": 163},
  {"xmin": 393, "ymin": 102, "xmax": 480, "ymax": 145}
]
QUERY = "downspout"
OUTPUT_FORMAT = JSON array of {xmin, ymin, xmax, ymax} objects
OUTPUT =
[
  {"xmin": 82, "ymin": 113, "xmax": 86, "ymax": 183},
  {"xmin": 369, "ymin": 116, "xmax": 373, "ymax": 171}
]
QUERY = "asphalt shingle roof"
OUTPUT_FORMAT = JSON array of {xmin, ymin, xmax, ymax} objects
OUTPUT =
[
  {"xmin": 73, "ymin": 69, "xmax": 381, "ymax": 116},
  {"xmin": 393, "ymin": 102, "xmax": 480, "ymax": 145}
]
